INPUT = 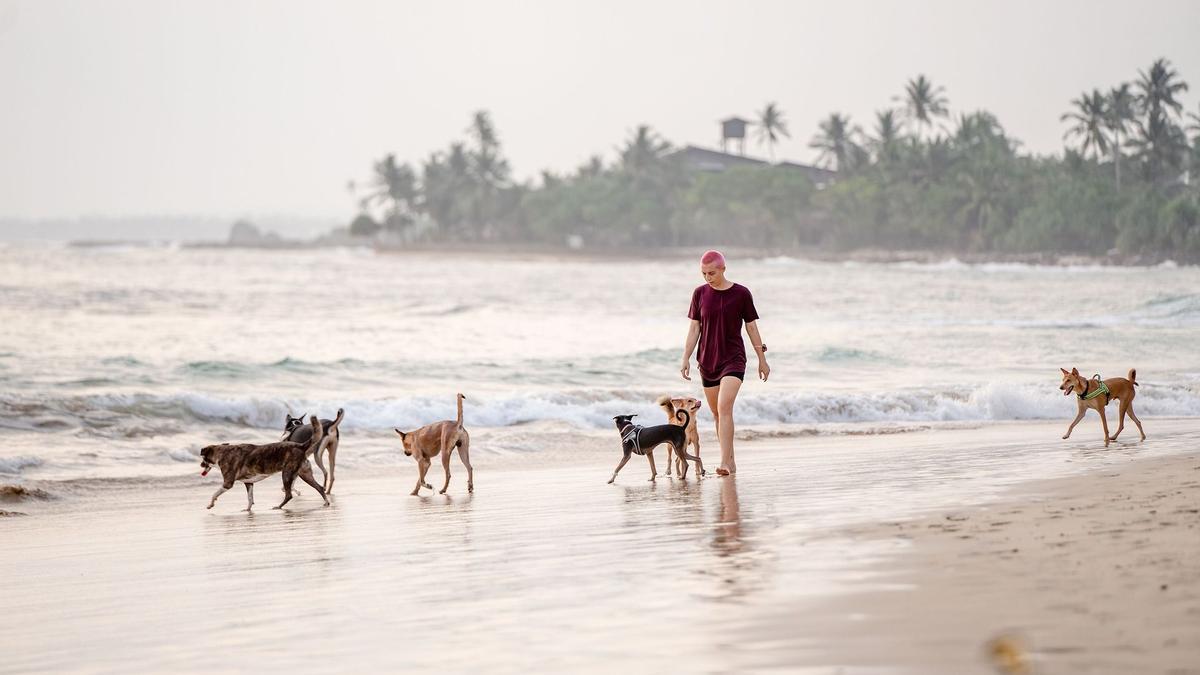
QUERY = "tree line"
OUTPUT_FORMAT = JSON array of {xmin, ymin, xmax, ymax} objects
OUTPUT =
[{"xmin": 348, "ymin": 57, "xmax": 1200, "ymax": 261}]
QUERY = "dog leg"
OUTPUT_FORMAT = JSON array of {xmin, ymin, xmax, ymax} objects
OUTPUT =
[
  {"xmin": 663, "ymin": 447, "xmax": 673, "ymax": 478},
  {"xmin": 439, "ymin": 448, "xmax": 453, "ymax": 494},
  {"xmin": 324, "ymin": 438, "xmax": 337, "ymax": 495},
  {"xmin": 411, "ymin": 458, "xmax": 431, "ymax": 496},
  {"xmin": 1111, "ymin": 400, "xmax": 1128, "ymax": 441},
  {"xmin": 676, "ymin": 446, "xmax": 704, "ymax": 478},
  {"xmin": 207, "ymin": 484, "xmax": 230, "ymax": 510},
  {"xmin": 297, "ymin": 463, "xmax": 330, "ymax": 506},
  {"xmin": 646, "ymin": 451, "xmax": 657, "ymax": 482},
  {"xmin": 275, "ymin": 472, "xmax": 297, "ymax": 509},
  {"xmin": 608, "ymin": 453, "xmax": 631, "ymax": 484},
  {"xmin": 243, "ymin": 482, "xmax": 255, "ymax": 512},
  {"xmin": 1127, "ymin": 405, "xmax": 1146, "ymax": 441},
  {"xmin": 457, "ymin": 435, "xmax": 474, "ymax": 493},
  {"xmin": 314, "ymin": 438, "xmax": 329, "ymax": 489},
  {"xmin": 1062, "ymin": 405, "xmax": 1086, "ymax": 439},
  {"xmin": 1099, "ymin": 406, "xmax": 1111, "ymax": 447}
]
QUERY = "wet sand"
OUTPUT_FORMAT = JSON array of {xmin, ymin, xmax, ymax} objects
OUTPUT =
[
  {"xmin": 2, "ymin": 420, "xmax": 1198, "ymax": 673},
  {"xmin": 756, "ymin": 454, "xmax": 1200, "ymax": 674}
]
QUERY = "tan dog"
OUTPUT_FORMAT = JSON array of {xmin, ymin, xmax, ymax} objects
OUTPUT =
[
  {"xmin": 1059, "ymin": 367, "xmax": 1145, "ymax": 447},
  {"xmin": 656, "ymin": 394, "xmax": 702, "ymax": 477},
  {"xmin": 394, "ymin": 393, "xmax": 473, "ymax": 496}
]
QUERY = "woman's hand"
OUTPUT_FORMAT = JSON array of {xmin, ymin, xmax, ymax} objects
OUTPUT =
[
  {"xmin": 680, "ymin": 359, "xmax": 691, "ymax": 381},
  {"xmin": 758, "ymin": 358, "xmax": 770, "ymax": 382}
]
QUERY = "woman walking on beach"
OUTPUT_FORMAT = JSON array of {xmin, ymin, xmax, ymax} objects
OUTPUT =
[{"xmin": 680, "ymin": 250, "xmax": 769, "ymax": 476}]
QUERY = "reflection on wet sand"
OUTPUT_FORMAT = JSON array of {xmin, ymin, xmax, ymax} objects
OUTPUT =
[{"xmin": 707, "ymin": 476, "xmax": 774, "ymax": 603}]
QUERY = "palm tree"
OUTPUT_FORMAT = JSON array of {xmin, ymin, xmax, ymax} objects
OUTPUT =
[
  {"xmin": 467, "ymin": 110, "xmax": 510, "ymax": 188},
  {"xmin": 898, "ymin": 75, "xmax": 949, "ymax": 140},
  {"xmin": 1136, "ymin": 58, "xmax": 1189, "ymax": 120},
  {"xmin": 619, "ymin": 125, "xmax": 672, "ymax": 174},
  {"xmin": 1128, "ymin": 109, "xmax": 1189, "ymax": 182},
  {"xmin": 870, "ymin": 109, "xmax": 903, "ymax": 164},
  {"xmin": 755, "ymin": 102, "xmax": 790, "ymax": 161},
  {"xmin": 576, "ymin": 155, "xmax": 604, "ymax": 178},
  {"xmin": 809, "ymin": 113, "xmax": 863, "ymax": 172},
  {"xmin": 955, "ymin": 111, "xmax": 1006, "ymax": 149},
  {"xmin": 1061, "ymin": 90, "xmax": 1110, "ymax": 160},
  {"xmin": 1106, "ymin": 83, "xmax": 1137, "ymax": 189},
  {"xmin": 365, "ymin": 154, "xmax": 418, "ymax": 229},
  {"xmin": 468, "ymin": 110, "xmax": 500, "ymax": 153}
]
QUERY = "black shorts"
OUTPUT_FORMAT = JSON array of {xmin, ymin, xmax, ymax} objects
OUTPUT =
[{"xmin": 702, "ymin": 371, "xmax": 744, "ymax": 388}]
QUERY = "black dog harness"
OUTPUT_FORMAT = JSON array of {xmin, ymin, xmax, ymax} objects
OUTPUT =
[{"xmin": 621, "ymin": 424, "xmax": 648, "ymax": 455}]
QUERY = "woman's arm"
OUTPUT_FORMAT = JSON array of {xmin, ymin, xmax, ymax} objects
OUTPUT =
[
  {"xmin": 745, "ymin": 320, "xmax": 770, "ymax": 382},
  {"xmin": 680, "ymin": 319, "xmax": 701, "ymax": 380}
]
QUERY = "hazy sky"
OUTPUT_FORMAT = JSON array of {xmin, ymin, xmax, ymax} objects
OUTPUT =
[{"xmin": 1, "ymin": 0, "xmax": 1198, "ymax": 220}]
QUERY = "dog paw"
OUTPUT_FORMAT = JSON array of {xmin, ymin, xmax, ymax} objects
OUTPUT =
[
  {"xmin": 1061, "ymin": 434, "xmax": 1070, "ymax": 439},
  {"xmin": 206, "ymin": 504, "xmax": 214, "ymax": 510},
  {"xmin": 607, "ymin": 478, "xmax": 615, "ymax": 484}
]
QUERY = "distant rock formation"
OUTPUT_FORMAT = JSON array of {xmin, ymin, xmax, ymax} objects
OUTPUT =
[{"xmin": 227, "ymin": 219, "xmax": 283, "ymax": 246}]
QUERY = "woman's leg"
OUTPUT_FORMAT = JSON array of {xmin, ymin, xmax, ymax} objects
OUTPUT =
[
  {"xmin": 716, "ymin": 375, "xmax": 743, "ymax": 474},
  {"xmin": 704, "ymin": 384, "xmax": 721, "ymax": 438}
]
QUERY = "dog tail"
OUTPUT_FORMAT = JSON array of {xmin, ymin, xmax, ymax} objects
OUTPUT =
[
  {"xmin": 456, "ymin": 393, "xmax": 466, "ymax": 428},
  {"xmin": 1128, "ymin": 368, "xmax": 1138, "ymax": 387},
  {"xmin": 307, "ymin": 415, "xmax": 325, "ymax": 452},
  {"xmin": 328, "ymin": 408, "xmax": 345, "ymax": 434},
  {"xmin": 675, "ymin": 408, "xmax": 691, "ymax": 429}
]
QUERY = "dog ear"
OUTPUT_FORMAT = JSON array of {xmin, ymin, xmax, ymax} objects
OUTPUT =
[
  {"xmin": 1071, "ymin": 368, "xmax": 1079, "ymax": 376},
  {"xmin": 394, "ymin": 428, "xmax": 406, "ymax": 439},
  {"xmin": 1060, "ymin": 368, "xmax": 1068, "ymax": 375}
]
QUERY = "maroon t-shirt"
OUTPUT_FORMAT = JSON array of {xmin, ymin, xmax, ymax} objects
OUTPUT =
[{"xmin": 688, "ymin": 282, "xmax": 759, "ymax": 381}]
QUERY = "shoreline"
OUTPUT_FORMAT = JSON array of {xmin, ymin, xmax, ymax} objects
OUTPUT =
[{"xmin": 55, "ymin": 237, "xmax": 1192, "ymax": 267}]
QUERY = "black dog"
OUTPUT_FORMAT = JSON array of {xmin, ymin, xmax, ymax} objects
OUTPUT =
[
  {"xmin": 282, "ymin": 410, "xmax": 343, "ymax": 494},
  {"xmin": 609, "ymin": 411, "xmax": 704, "ymax": 484}
]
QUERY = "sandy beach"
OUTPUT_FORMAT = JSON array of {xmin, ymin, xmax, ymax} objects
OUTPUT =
[
  {"xmin": 3, "ymin": 419, "xmax": 1198, "ymax": 674},
  {"xmin": 755, "ymin": 447, "xmax": 1200, "ymax": 674}
]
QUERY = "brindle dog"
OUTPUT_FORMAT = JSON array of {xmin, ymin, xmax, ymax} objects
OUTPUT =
[
  {"xmin": 282, "ymin": 409, "xmax": 344, "ymax": 494},
  {"xmin": 200, "ymin": 413, "xmax": 337, "ymax": 511}
]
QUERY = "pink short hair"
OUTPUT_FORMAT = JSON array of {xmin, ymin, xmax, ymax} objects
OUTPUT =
[{"xmin": 700, "ymin": 250, "xmax": 726, "ymax": 267}]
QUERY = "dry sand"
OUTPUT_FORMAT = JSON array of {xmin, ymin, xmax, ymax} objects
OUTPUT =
[{"xmin": 2, "ymin": 420, "xmax": 1198, "ymax": 674}]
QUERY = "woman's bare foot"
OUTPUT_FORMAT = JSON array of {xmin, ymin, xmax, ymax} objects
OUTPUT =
[{"xmin": 716, "ymin": 467, "xmax": 732, "ymax": 476}]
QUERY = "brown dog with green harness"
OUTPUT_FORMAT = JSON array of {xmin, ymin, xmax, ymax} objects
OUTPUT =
[{"xmin": 1059, "ymin": 368, "xmax": 1145, "ymax": 447}]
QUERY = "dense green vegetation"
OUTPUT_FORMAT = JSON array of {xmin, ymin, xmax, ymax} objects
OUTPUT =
[{"xmin": 349, "ymin": 58, "xmax": 1200, "ymax": 261}]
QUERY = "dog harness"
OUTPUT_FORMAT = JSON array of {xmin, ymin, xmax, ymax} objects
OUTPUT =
[
  {"xmin": 621, "ymin": 425, "xmax": 648, "ymax": 455},
  {"xmin": 1078, "ymin": 374, "xmax": 1110, "ymax": 402}
]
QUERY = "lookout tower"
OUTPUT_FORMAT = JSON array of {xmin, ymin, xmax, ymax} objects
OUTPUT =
[{"xmin": 720, "ymin": 117, "xmax": 749, "ymax": 155}]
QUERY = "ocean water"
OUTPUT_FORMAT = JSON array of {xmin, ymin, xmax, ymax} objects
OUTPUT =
[{"xmin": 1, "ymin": 242, "xmax": 1198, "ymax": 482}]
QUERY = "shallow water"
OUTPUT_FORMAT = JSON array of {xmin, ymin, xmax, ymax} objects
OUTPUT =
[
  {"xmin": 1, "ymin": 243, "xmax": 1198, "ymax": 482},
  {"xmin": 2, "ymin": 420, "xmax": 1195, "ymax": 673}
]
